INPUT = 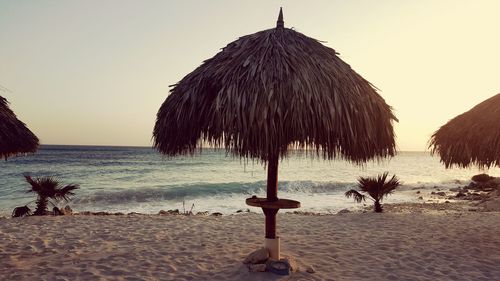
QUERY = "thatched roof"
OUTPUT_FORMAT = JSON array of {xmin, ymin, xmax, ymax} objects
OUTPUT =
[
  {"xmin": 429, "ymin": 93, "xmax": 500, "ymax": 168},
  {"xmin": 154, "ymin": 9, "xmax": 397, "ymax": 163},
  {"xmin": 0, "ymin": 96, "xmax": 39, "ymax": 159}
]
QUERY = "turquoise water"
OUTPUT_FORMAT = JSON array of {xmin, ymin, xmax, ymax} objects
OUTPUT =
[{"xmin": 0, "ymin": 145, "xmax": 497, "ymax": 215}]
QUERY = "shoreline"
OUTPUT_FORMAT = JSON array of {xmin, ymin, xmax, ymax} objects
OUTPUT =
[
  {"xmin": 4, "ymin": 174, "xmax": 499, "ymax": 217},
  {"xmin": 1, "ymin": 199, "xmax": 496, "ymax": 220}
]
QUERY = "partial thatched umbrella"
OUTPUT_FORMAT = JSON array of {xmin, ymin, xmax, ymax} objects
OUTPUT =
[
  {"xmin": 154, "ymin": 8, "xmax": 396, "ymax": 258},
  {"xmin": 429, "ymin": 93, "xmax": 500, "ymax": 168},
  {"xmin": 0, "ymin": 96, "xmax": 39, "ymax": 159}
]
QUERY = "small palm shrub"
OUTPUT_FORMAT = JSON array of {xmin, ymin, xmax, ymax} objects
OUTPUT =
[
  {"xmin": 12, "ymin": 175, "xmax": 79, "ymax": 217},
  {"xmin": 345, "ymin": 172, "xmax": 400, "ymax": 213}
]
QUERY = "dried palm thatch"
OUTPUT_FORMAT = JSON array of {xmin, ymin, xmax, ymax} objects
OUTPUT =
[
  {"xmin": 0, "ymin": 96, "xmax": 39, "ymax": 159},
  {"xmin": 429, "ymin": 93, "xmax": 500, "ymax": 168},
  {"xmin": 154, "ymin": 10, "xmax": 396, "ymax": 163}
]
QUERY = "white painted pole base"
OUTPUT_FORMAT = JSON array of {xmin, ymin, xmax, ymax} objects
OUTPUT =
[{"xmin": 264, "ymin": 237, "xmax": 280, "ymax": 260}]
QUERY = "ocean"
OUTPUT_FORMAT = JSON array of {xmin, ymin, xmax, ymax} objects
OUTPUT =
[{"xmin": 1, "ymin": 145, "xmax": 498, "ymax": 216}]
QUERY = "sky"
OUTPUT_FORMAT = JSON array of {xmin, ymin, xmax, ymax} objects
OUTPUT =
[{"xmin": 0, "ymin": 0, "xmax": 499, "ymax": 151}]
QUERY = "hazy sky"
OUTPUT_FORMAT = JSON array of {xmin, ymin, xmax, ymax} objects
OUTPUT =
[{"xmin": 1, "ymin": 0, "xmax": 499, "ymax": 151}]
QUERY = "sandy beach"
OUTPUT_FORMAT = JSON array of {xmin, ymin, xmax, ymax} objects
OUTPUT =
[{"xmin": 1, "ymin": 204, "xmax": 499, "ymax": 281}]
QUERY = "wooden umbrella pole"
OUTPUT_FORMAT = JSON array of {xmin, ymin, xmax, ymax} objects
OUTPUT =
[
  {"xmin": 264, "ymin": 155, "xmax": 279, "ymax": 239},
  {"xmin": 266, "ymin": 155, "xmax": 279, "ymax": 201},
  {"xmin": 264, "ymin": 208, "xmax": 278, "ymax": 239}
]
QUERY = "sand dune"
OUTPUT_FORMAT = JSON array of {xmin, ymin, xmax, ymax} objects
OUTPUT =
[{"xmin": 1, "ymin": 210, "xmax": 499, "ymax": 280}]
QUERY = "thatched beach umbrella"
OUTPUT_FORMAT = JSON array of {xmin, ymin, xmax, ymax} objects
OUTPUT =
[
  {"xmin": 154, "ymin": 8, "xmax": 396, "ymax": 259},
  {"xmin": 0, "ymin": 96, "xmax": 39, "ymax": 159},
  {"xmin": 429, "ymin": 93, "xmax": 500, "ymax": 168}
]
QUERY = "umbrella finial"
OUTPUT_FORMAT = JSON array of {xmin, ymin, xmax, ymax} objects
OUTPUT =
[{"xmin": 276, "ymin": 7, "xmax": 284, "ymax": 28}]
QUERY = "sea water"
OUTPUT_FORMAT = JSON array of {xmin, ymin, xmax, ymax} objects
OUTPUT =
[{"xmin": 0, "ymin": 145, "xmax": 498, "ymax": 215}]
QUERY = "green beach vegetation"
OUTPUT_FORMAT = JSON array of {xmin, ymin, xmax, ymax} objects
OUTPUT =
[
  {"xmin": 12, "ymin": 175, "xmax": 79, "ymax": 217},
  {"xmin": 345, "ymin": 172, "xmax": 401, "ymax": 213}
]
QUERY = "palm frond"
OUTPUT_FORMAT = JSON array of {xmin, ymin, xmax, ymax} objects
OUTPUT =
[
  {"xmin": 357, "ymin": 172, "xmax": 400, "ymax": 201},
  {"xmin": 54, "ymin": 184, "xmax": 80, "ymax": 201},
  {"xmin": 376, "ymin": 172, "xmax": 389, "ymax": 186},
  {"xmin": 24, "ymin": 175, "xmax": 39, "ymax": 192},
  {"xmin": 345, "ymin": 189, "xmax": 366, "ymax": 203},
  {"xmin": 357, "ymin": 176, "xmax": 378, "ymax": 200},
  {"xmin": 381, "ymin": 174, "xmax": 401, "ymax": 199}
]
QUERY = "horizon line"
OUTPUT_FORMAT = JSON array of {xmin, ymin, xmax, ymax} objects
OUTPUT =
[{"xmin": 40, "ymin": 144, "xmax": 430, "ymax": 153}]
